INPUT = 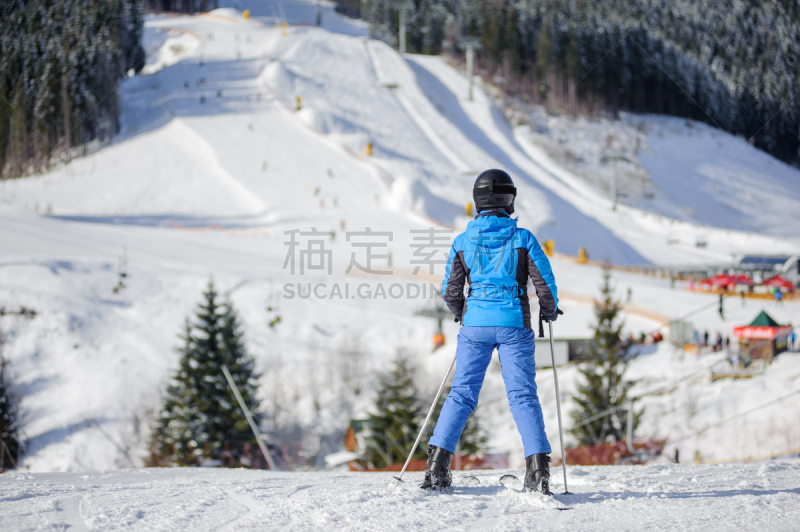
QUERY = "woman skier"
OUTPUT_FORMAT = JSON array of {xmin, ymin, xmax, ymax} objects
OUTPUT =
[{"xmin": 421, "ymin": 169, "xmax": 559, "ymax": 495}]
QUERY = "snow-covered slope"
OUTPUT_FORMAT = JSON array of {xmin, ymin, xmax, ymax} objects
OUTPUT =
[
  {"xmin": 405, "ymin": 55, "xmax": 800, "ymax": 265},
  {"xmin": 0, "ymin": 4, "xmax": 799, "ymax": 475},
  {"xmin": 2, "ymin": 464, "xmax": 800, "ymax": 531},
  {"xmin": 637, "ymin": 117, "xmax": 800, "ymax": 237},
  {"xmin": 514, "ymin": 110, "xmax": 800, "ymax": 239}
]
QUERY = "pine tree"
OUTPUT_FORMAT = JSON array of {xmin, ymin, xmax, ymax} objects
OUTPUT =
[
  {"xmin": 151, "ymin": 280, "xmax": 263, "ymax": 466},
  {"xmin": 0, "ymin": 328, "xmax": 22, "ymax": 471},
  {"xmin": 8, "ymin": 76, "xmax": 29, "ymax": 175},
  {"xmin": 364, "ymin": 352, "xmax": 426, "ymax": 469},
  {"xmin": 569, "ymin": 265, "xmax": 641, "ymax": 447}
]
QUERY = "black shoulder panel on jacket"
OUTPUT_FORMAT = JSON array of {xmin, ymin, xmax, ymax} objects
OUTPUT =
[
  {"xmin": 443, "ymin": 250, "xmax": 470, "ymax": 321},
  {"xmin": 527, "ymin": 253, "xmax": 556, "ymax": 318},
  {"xmin": 516, "ymin": 248, "xmax": 531, "ymax": 328}
]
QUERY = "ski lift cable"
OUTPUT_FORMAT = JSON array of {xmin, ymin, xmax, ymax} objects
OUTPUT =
[
  {"xmin": 569, "ymin": 325, "xmax": 731, "ymax": 432},
  {"xmin": 639, "ymin": 334, "xmax": 786, "ymax": 413},
  {"xmin": 633, "ymin": 298, "xmax": 720, "ymax": 341},
  {"xmin": 672, "ymin": 299, "xmax": 720, "ymax": 323},
  {"xmin": 572, "ymin": 404, "xmax": 626, "ymax": 429},
  {"xmin": 561, "ymin": 295, "xmax": 776, "ymax": 436},
  {"xmin": 561, "ymin": 353, "xmax": 790, "ymax": 436},
  {"xmin": 615, "ymin": 296, "xmax": 724, "ymax": 345},
  {"xmin": 686, "ymin": 337, "xmax": 789, "ymax": 419},
  {"xmin": 85, "ymin": 417, "xmax": 136, "ymax": 468},
  {"xmin": 367, "ymin": 440, "xmax": 392, "ymax": 467},
  {"xmin": 668, "ymin": 387, "xmax": 800, "ymax": 446},
  {"xmin": 637, "ymin": 360, "xmax": 719, "ymax": 397},
  {"xmin": 571, "ymin": 361, "xmax": 719, "ymax": 430}
]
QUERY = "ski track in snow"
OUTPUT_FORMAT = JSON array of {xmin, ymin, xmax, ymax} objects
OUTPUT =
[{"xmin": 2, "ymin": 465, "xmax": 800, "ymax": 530}]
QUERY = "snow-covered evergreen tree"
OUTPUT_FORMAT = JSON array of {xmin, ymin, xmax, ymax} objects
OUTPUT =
[
  {"xmin": 0, "ymin": 329, "xmax": 22, "ymax": 471},
  {"xmin": 364, "ymin": 352, "xmax": 426, "ymax": 469},
  {"xmin": 143, "ymin": 0, "xmax": 219, "ymax": 13},
  {"xmin": 569, "ymin": 265, "xmax": 641, "ymax": 447},
  {"xmin": 151, "ymin": 280, "xmax": 262, "ymax": 466}
]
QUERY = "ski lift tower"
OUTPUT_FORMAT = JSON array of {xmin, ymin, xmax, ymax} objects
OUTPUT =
[
  {"xmin": 458, "ymin": 37, "xmax": 483, "ymax": 101},
  {"xmin": 415, "ymin": 295, "xmax": 450, "ymax": 351},
  {"xmin": 397, "ymin": 1, "xmax": 414, "ymax": 54}
]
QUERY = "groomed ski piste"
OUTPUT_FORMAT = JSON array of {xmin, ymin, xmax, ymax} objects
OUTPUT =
[
  {"xmin": 3, "ymin": 462, "xmax": 800, "ymax": 530},
  {"xmin": 1, "ymin": 1, "xmax": 800, "ymax": 529}
]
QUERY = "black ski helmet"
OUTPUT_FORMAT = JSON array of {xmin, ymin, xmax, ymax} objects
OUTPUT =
[{"xmin": 473, "ymin": 169, "xmax": 516, "ymax": 214}]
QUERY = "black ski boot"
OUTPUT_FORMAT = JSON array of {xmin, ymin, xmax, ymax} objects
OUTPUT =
[
  {"xmin": 420, "ymin": 446, "xmax": 453, "ymax": 491},
  {"xmin": 524, "ymin": 453, "xmax": 552, "ymax": 495}
]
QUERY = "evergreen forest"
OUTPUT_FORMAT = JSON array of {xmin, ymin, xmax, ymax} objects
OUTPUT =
[{"xmin": 0, "ymin": 0, "xmax": 146, "ymax": 179}]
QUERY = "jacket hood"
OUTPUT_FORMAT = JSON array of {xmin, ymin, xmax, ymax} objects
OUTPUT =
[{"xmin": 464, "ymin": 214, "xmax": 517, "ymax": 250}]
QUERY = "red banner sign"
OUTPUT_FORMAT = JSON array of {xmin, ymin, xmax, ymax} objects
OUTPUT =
[{"xmin": 733, "ymin": 326, "xmax": 793, "ymax": 339}]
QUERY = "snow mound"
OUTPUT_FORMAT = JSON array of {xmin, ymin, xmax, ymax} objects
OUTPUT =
[
  {"xmin": 386, "ymin": 174, "xmax": 463, "ymax": 219},
  {"xmin": 258, "ymin": 60, "xmax": 294, "ymax": 96},
  {"xmin": 141, "ymin": 31, "xmax": 201, "ymax": 76},
  {"xmin": 206, "ymin": 8, "xmax": 247, "ymax": 23},
  {"xmin": 0, "ymin": 118, "xmax": 265, "ymax": 218}
]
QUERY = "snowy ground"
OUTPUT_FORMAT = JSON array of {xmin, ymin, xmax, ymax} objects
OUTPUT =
[
  {"xmin": 0, "ymin": 1, "xmax": 799, "ymax": 479},
  {"xmin": 2, "ymin": 464, "xmax": 800, "ymax": 531}
]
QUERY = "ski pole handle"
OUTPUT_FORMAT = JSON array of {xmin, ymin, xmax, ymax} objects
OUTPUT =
[{"xmin": 539, "ymin": 308, "xmax": 563, "ymax": 338}]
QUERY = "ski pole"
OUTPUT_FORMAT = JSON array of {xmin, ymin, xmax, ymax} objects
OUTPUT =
[
  {"xmin": 393, "ymin": 350, "xmax": 458, "ymax": 489},
  {"xmin": 547, "ymin": 320, "xmax": 571, "ymax": 495},
  {"xmin": 222, "ymin": 365, "xmax": 277, "ymax": 470}
]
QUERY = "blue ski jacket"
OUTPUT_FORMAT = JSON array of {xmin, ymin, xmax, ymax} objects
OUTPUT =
[{"xmin": 441, "ymin": 211, "xmax": 558, "ymax": 328}]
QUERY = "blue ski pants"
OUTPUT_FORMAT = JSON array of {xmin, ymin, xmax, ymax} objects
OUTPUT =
[{"xmin": 429, "ymin": 326, "xmax": 551, "ymax": 457}]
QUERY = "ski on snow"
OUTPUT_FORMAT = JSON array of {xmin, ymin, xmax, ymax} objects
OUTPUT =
[
  {"xmin": 411, "ymin": 475, "xmax": 572, "ymax": 510},
  {"xmin": 499, "ymin": 475, "xmax": 573, "ymax": 510}
]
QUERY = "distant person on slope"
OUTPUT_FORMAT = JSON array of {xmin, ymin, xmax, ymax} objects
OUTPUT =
[{"xmin": 420, "ymin": 169, "xmax": 559, "ymax": 495}]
